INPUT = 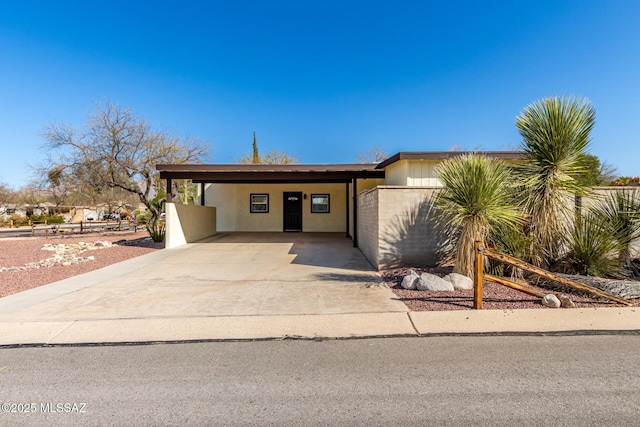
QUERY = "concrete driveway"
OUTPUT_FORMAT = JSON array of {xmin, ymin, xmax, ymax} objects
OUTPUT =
[{"xmin": 0, "ymin": 233, "xmax": 412, "ymax": 343}]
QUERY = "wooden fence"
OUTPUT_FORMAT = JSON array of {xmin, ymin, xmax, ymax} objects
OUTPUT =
[
  {"xmin": 2, "ymin": 220, "xmax": 138, "ymax": 236},
  {"xmin": 473, "ymin": 241, "xmax": 634, "ymax": 309}
]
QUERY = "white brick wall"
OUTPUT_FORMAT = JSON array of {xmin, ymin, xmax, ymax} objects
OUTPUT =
[
  {"xmin": 357, "ymin": 188, "xmax": 379, "ymax": 268},
  {"xmin": 358, "ymin": 187, "xmax": 447, "ymax": 269},
  {"xmin": 358, "ymin": 186, "xmax": 640, "ymax": 270}
]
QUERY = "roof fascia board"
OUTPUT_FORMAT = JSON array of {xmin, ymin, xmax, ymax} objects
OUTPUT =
[{"xmin": 375, "ymin": 151, "xmax": 523, "ymax": 169}]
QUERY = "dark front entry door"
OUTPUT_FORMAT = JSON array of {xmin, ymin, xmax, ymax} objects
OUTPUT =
[{"xmin": 283, "ymin": 192, "xmax": 303, "ymax": 232}]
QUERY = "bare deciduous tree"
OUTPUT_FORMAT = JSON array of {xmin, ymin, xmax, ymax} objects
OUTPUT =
[
  {"xmin": 237, "ymin": 134, "xmax": 299, "ymax": 164},
  {"xmin": 41, "ymin": 100, "xmax": 209, "ymax": 235},
  {"xmin": 354, "ymin": 145, "xmax": 388, "ymax": 163},
  {"xmin": 0, "ymin": 181, "xmax": 16, "ymax": 216}
]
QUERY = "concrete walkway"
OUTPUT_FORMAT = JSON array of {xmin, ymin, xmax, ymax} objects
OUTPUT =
[{"xmin": 0, "ymin": 233, "xmax": 638, "ymax": 345}]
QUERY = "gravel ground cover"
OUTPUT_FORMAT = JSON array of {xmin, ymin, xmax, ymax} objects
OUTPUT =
[
  {"xmin": 382, "ymin": 267, "xmax": 634, "ymax": 311},
  {"xmin": 0, "ymin": 232, "xmax": 163, "ymax": 298}
]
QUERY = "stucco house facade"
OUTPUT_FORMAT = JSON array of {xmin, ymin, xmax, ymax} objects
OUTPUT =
[{"xmin": 157, "ymin": 151, "xmax": 522, "ymax": 269}]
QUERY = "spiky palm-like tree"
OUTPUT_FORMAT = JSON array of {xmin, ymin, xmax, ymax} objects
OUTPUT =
[
  {"xmin": 435, "ymin": 154, "xmax": 523, "ymax": 277},
  {"xmin": 515, "ymin": 96, "xmax": 596, "ymax": 265}
]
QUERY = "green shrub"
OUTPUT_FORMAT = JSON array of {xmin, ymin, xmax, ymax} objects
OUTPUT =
[
  {"xmin": 27, "ymin": 214, "xmax": 65, "ymax": 224},
  {"xmin": 10, "ymin": 213, "xmax": 27, "ymax": 225},
  {"xmin": 560, "ymin": 213, "xmax": 623, "ymax": 277},
  {"xmin": 148, "ymin": 223, "xmax": 165, "ymax": 242},
  {"xmin": 46, "ymin": 215, "xmax": 65, "ymax": 224},
  {"xmin": 488, "ymin": 223, "xmax": 535, "ymax": 277},
  {"xmin": 136, "ymin": 213, "xmax": 151, "ymax": 225}
]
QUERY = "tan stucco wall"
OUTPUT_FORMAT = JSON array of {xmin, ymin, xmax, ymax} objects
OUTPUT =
[
  {"xmin": 165, "ymin": 203, "xmax": 217, "ymax": 248},
  {"xmin": 204, "ymin": 184, "xmax": 238, "ymax": 231},
  {"xmin": 204, "ymin": 183, "xmax": 351, "ymax": 232}
]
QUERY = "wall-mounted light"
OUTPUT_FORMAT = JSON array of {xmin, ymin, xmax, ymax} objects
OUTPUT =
[{"xmin": 303, "ymin": 194, "xmax": 307, "ymax": 200}]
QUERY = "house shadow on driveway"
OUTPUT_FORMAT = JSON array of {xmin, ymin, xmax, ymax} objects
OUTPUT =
[{"xmin": 198, "ymin": 232, "xmax": 376, "ymax": 272}]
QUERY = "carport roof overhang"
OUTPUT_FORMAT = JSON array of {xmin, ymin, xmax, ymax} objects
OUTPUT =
[{"xmin": 157, "ymin": 163, "xmax": 385, "ymax": 183}]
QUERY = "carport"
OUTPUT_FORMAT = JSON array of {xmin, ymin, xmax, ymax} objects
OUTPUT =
[{"xmin": 157, "ymin": 164, "xmax": 385, "ymax": 247}]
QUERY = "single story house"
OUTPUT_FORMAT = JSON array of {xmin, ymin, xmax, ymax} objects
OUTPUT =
[{"xmin": 157, "ymin": 151, "xmax": 523, "ymax": 269}]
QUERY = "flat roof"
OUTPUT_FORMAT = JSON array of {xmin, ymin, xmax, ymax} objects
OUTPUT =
[
  {"xmin": 375, "ymin": 151, "xmax": 524, "ymax": 169},
  {"xmin": 157, "ymin": 163, "xmax": 384, "ymax": 183},
  {"xmin": 156, "ymin": 151, "xmax": 524, "ymax": 183},
  {"xmin": 157, "ymin": 163, "xmax": 379, "ymax": 173}
]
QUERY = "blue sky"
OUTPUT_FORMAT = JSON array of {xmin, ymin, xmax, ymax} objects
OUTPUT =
[{"xmin": 1, "ymin": 0, "xmax": 639, "ymax": 188}]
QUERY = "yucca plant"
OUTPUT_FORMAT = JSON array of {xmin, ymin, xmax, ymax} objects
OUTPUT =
[
  {"xmin": 561, "ymin": 212, "xmax": 623, "ymax": 277},
  {"xmin": 515, "ymin": 96, "xmax": 596, "ymax": 266},
  {"xmin": 148, "ymin": 223, "xmax": 166, "ymax": 243},
  {"xmin": 434, "ymin": 154, "xmax": 523, "ymax": 278},
  {"xmin": 488, "ymin": 222, "xmax": 536, "ymax": 277},
  {"xmin": 592, "ymin": 189, "xmax": 640, "ymax": 269}
]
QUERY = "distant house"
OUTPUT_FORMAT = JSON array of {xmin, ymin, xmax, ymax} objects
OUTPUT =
[{"xmin": 157, "ymin": 151, "xmax": 522, "ymax": 269}]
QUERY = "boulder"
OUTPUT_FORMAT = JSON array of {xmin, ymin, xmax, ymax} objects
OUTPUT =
[
  {"xmin": 401, "ymin": 270, "xmax": 419, "ymax": 290},
  {"xmin": 558, "ymin": 296, "xmax": 575, "ymax": 308},
  {"xmin": 541, "ymin": 294, "xmax": 561, "ymax": 308},
  {"xmin": 418, "ymin": 273, "xmax": 455, "ymax": 291},
  {"xmin": 443, "ymin": 273, "xmax": 473, "ymax": 290}
]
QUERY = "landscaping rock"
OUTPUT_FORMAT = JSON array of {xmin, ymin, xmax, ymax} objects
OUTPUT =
[
  {"xmin": 0, "ymin": 240, "xmax": 114, "ymax": 273},
  {"xmin": 558, "ymin": 296, "xmax": 576, "ymax": 308},
  {"xmin": 418, "ymin": 273, "xmax": 455, "ymax": 291},
  {"xmin": 542, "ymin": 294, "xmax": 561, "ymax": 308},
  {"xmin": 401, "ymin": 270, "xmax": 419, "ymax": 290},
  {"xmin": 443, "ymin": 273, "xmax": 473, "ymax": 290},
  {"xmin": 559, "ymin": 274, "xmax": 640, "ymax": 300}
]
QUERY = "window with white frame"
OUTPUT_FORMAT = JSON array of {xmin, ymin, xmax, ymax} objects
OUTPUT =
[
  {"xmin": 311, "ymin": 194, "xmax": 330, "ymax": 213},
  {"xmin": 250, "ymin": 194, "xmax": 269, "ymax": 213}
]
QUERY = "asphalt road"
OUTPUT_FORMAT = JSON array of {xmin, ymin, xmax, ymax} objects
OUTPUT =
[{"xmin": 1, "ymin": 335, "xmax": 639, "ymax": 426}]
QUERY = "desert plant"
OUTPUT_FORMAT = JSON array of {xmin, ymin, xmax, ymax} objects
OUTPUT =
[
  {"xmin": 148, "ymin": 223, "xmax": 165, "ymax": 243},
  {"xmin": 488, "ymin": 222, "xmax": 537, "ymax": 277},
  {"xmin": 560, "ymin": 212, "xmax": 623, "ymax": 277},
  {"xmin": 45, "ymin": 215, "xmax": 65, "ymax": 224},
  {"xmin": 434, "ymin": 154, "xmax": 523, "ymax": 277},
  {"xmin": 136, "ymin": 212, "xmax": 151, "ymax": 225},
  {"xmin": 592, "ymin": 189, "xmax": 640, "ymax": 270},
  {"xmin": 10, "ymin": 213, "xmax": 27, "ymax": 226},
  {"xmin": 515, "ymin": 96, "xmax": 596, "ymax": 266}
]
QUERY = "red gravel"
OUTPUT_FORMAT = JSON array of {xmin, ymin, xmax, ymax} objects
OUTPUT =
[
  {"xmin": 382, "ymin": 267, "xmax": 632, "ymax": 311},
  {"xmin": 0, "ymin": 232, "xmax": 163, "ymax": 298}
]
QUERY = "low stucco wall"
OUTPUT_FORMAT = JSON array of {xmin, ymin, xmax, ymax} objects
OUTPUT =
[
  {"xmin": 165, "ymin": 203, "xmax": 217, "ymax": 248},
  {"xmin": 359, "ymin": 186, "xmax": 640, "ymax": 270},
  {"xmin": 357, "ymin": 187, "xmax": 447, "ymax": 270},
  {"xmin": 357, "ymin": 188, "xmax": 379, "ymax": 269}
]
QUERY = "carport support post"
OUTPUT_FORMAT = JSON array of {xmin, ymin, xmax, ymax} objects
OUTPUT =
[
  {"xmin": 165, "ymin": 178, "xmax": 172, "ymax": 203},
  {"xmin": 345, "ymin": 182, "xmax": 350, "ymax": 238},
  {"xmin": 200, "ymin": 182, "xmax": 205, "ymax": 206},
  {"xmin": 352, "ymin": 178, "xmax": 358, "ymax": 247}
]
